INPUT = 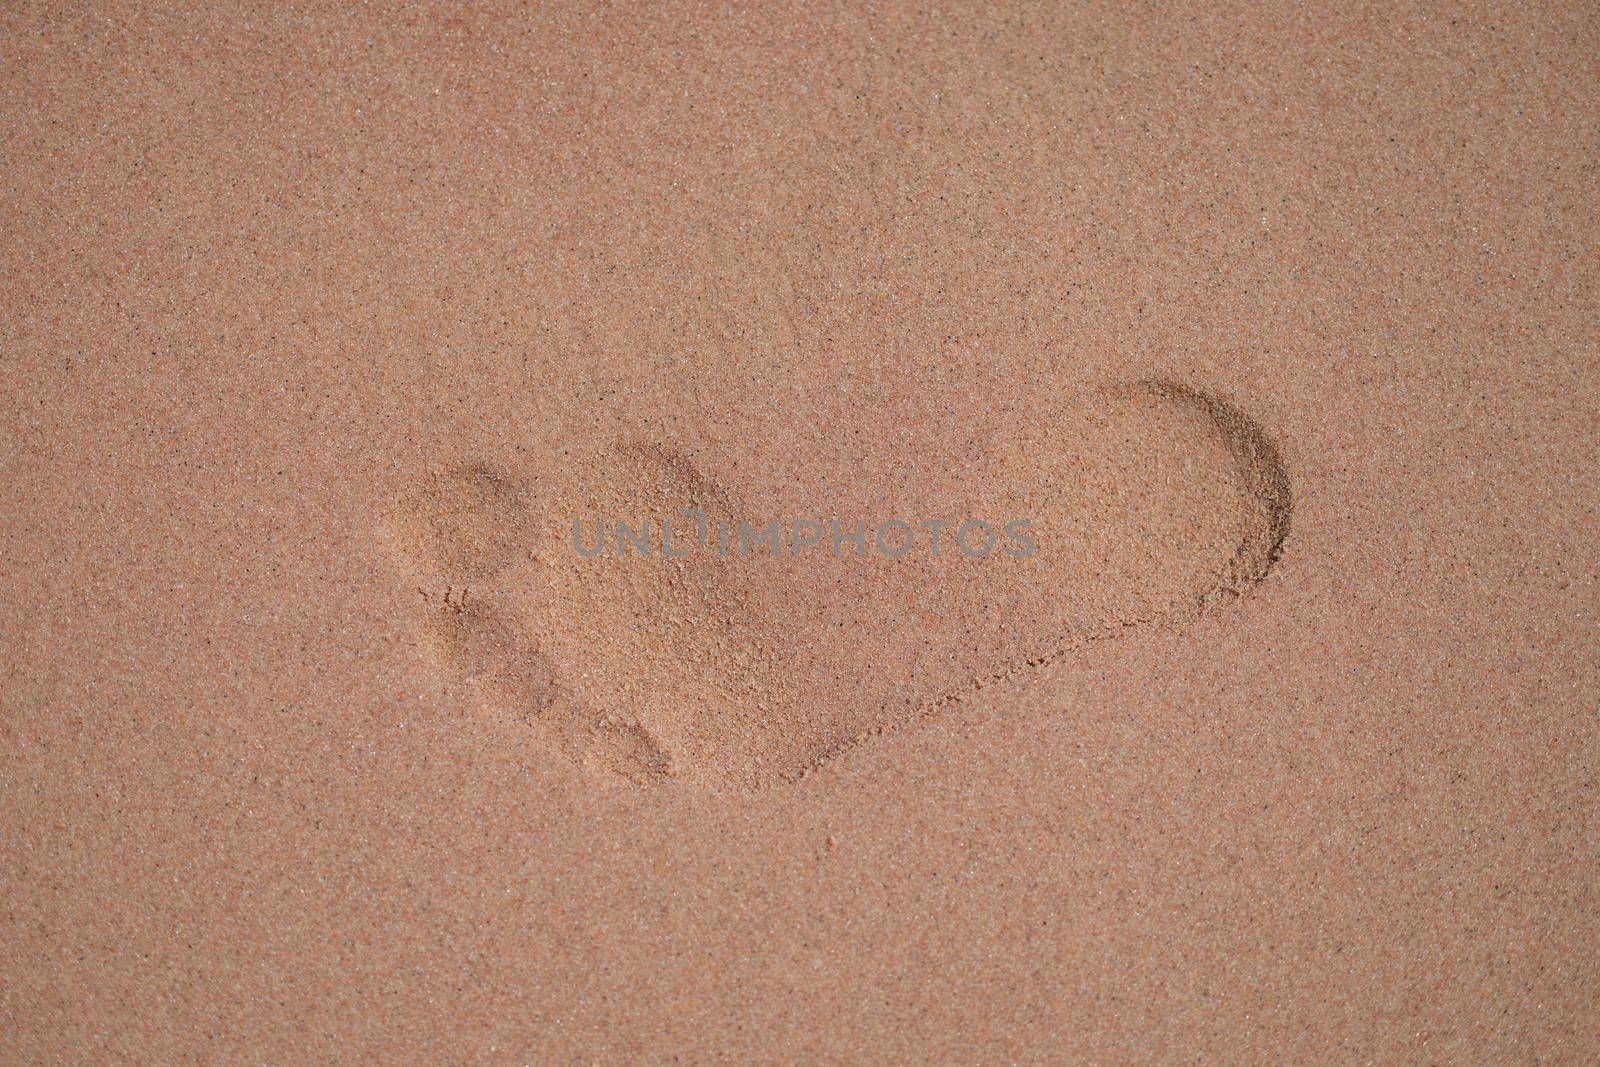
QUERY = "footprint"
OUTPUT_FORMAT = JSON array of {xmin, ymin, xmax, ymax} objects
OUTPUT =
[
  {"xmin": 390, "ymin": 463, "xmax": 533, "ymax": 584},
  {"xmin": 393, "ymin": 465, "xmax": 675, "ymax": 783},
  {"xmin": 390, "ymin": 380, "xmax": 1291, "ymax": 791}
]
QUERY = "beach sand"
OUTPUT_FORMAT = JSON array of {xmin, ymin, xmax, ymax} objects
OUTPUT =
[{"xmin": 2, "ymin": 2, "xmax": 1596, "ymax": 1062}]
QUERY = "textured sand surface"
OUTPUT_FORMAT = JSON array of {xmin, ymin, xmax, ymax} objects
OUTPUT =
[
  {"xmin": 391, "ymin": 381, "xmax": 1291, "ymax": 791},
  {"xmin": 2, "ymin": 2, "xmax": 1597, "ymax": 1062}
]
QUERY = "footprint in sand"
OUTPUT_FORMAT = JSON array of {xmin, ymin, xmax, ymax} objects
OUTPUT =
[
  {"xmin": 389, "ymin": 379, "xmax": 1292, "ymax": 791},
  {"xmin": 391, "ymin": 462, "xmax": 674, "ymax": 782}
]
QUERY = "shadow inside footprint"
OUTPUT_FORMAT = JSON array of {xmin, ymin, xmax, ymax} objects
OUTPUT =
[{"xmin": 390, "ymin": 380, "xmax": 1292, "ymax": 791}]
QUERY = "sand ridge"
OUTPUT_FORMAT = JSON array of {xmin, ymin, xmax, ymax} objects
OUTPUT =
[{"xmin": 391, "ymin": 378, "xmax": 1292, "ymax": 791}]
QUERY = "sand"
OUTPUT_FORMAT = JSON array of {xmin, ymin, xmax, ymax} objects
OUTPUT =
[
  {"xmin": 2, "ymin": 2, "xmax": 1596, "ymax": 1062},
  {"xmin": 388, "ymin": 381, "xmax": 1291, "ymax": 791}
]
